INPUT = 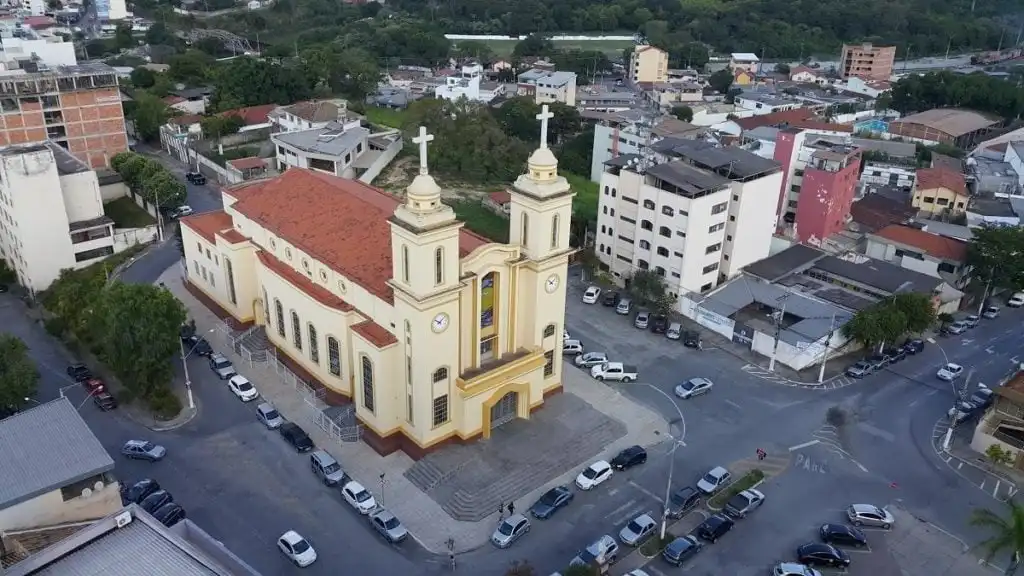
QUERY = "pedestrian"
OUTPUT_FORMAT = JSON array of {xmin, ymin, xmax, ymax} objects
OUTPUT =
[
  {"xmin": 498, "ymin": 501, "xmax": 504, "ymax": 520},
  {"xmin": 507, "ymin": 501, "xmax": 515, "ymax": 515},
  {"xmin": 697, "ymin": 339, "xmax": 704, "ymax": 351}
]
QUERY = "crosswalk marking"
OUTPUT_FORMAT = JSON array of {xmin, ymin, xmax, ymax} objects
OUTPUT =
[{"xmin": 741, "ymin": 364, "xmax": 855, "ymax": 390}]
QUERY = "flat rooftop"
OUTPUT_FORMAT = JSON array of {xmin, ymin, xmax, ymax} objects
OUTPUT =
[
  {"xmin": 0, "ymin": 141, "xmax": 90, "ymax": 175},
  {"xmin": 646, "ymin": 160, "xmax": 731, "ymax": 198},
  {"xmin": 272, "ymin": 123, "xmax": 369, "ymax": 158},
  {"xmin": 653, "ymin": 138, "xmax": 782, "ymax": 180}
]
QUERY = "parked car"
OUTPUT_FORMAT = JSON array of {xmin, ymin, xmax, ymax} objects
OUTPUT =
[
  {"xmin": 576, "ymin": 460, "xmax": 613, "ymax": 490},
  {"xmin": 571, "ymin": 535, "xmax": 619, "ymax": 568},
  {"xmin": 369, "ymin": 509, "xmax": 409, "ymax": 544},
  {"xmin": 1009, "ymin": 292, "xmax": 1024, "ymax": 307},
  {"xmin": 185, "ymin": 335, "xmax": 212, "ymax": 356},
  {"xmin": 796, "ymin": 543, "xmax": 850, "ymax": 568},
  {"xmin": 867, "ymin": 355, "xmax": 889, "ymax": 371},
  {"xmin": 846, "ymin": 503, "xmax": 894, "ymax": 529},
  {"xmin": 582, "ymin": 286, "xmax": 602, "ymax": 304},
  {"xmin": 310, "ymin": 450, "xmax": 346, "ymax": 486},
  {"xmin": 209, "ymin": 353, "xmax": 237, "ymax": 379},
  {"xmin": 650, "ymin": 314, "xmax": 668, "ymax": 334},
  {"xmin": 723, "ymin": 489, "xmax": 765, "ymax": 518},
  {"xmin": 820, "ymin": 523, "xmax": 867, "ymax": 548},
  {"xmin": 618, "ymin": 513, "xmax": 657, "ymax": 546},
  {"xmin": 169, "ymin": 205, "xmax": 194, "ymax": 219},
  {"xmin": 256, "ymin": 402, "xmax": 284, "ymax": 429},
  {"xmin": 574, "ymin": 352, "xmax": 608, "ymax": 368},
  {"xmin": 948, "ymin": 400, "xmax": 977, "ymax": 423},
  {"xmin": 185, "ymin": 171, "xmax": 207, "ymax": 185},
  {"xmin": 277, "ymin": 530, "xmax": 317, "ymax": 567},
  {"xmin": 529, "ymin": 485, "xmax": 573, "ymax": 519},
  {"xmin": 902, "ymin": 338, "xmax": 925, "ymax": 354},
  {"xmin": 616, "ymin": 298, "xmax": 634, "ymax": 315},
  {"xmin": 93, "ymin": 392, "xmax": 118, "ymax": 411},
  {"xmin": 937, "ymin": 362, "xmax": 964, "ymax": 382},
  {"xmin": 695, "ymin": 514, "xmax": 734, "ymax": 543},
  {"xmin": 964, "ymin": 314, "xmax": 980, "ymax": 328},
  {"xmin": 661, "ymin": 535, "xmax": 703, "ymax": 566},
  {"xmin": 675, "ymin": 377, "xmax": 713, "ymax": 399},
  {"xmin": 125, "ymin": 479, "xmax": 160, "ymax": 504},
  {"xmin": 845, "ymin": 361, "xmax": 873, "ymax": 379},
  {"xmin": 696, "ymin": 466, "xmax": 731, "ymax": 495},
  {"xmin": 341, "ymin": 481, "xmax": 378, "ymax": 514},
  {"xmin": 82, "ymin": 377, "xmax": 106, "ymax": 395},
  {"xmin": 590, "ymin": 362, "xmax": 638, "ymax": 382},
  {"xmin": 67, "ymin": 363, "xmax": 91, "ymax": 382},
  {"xmin": 666, "ymin": 322, "xmax": 682, "ymax": 340},
  {"xmin": 610, "ymin": 445, "xmax": 647, "ymax": 470},
  {"xmin": 983, "ymin": 306, "xmax": 1001, "ymax": 319},
  {"xmin": 152, "ymin": 502, "xmax": 186, "ymax": 527},
  {"xmin": 602, "ymin": 291, "xmax": 620, "ymax": 307},
  {"xmin": 228, "ymin": 375, "xmax": 259, "ymax": 402},
  {"xmin": 884, "ymin": 347, "xmax": 907, "ymax": 363},
  {"xmin": 140, "ymin": 490, "xmax": 174, "ymax": 514},
  {"xmin": 971, "ymin": 385, "xmax": 995, "ymax": 409},
  {"xmin": 279, "ymin": 422, "xmax": 314, "ymax": 452},
  {"xmin": 563, "ymin": 339, "xmax": 584, "ymax": 356},
  {"xmin": 944, "ymin": 321, "xmax": 969, "ymax": 335},
  {"xmin": 772, "ymin": 562, "xmax": 822, "ymax": 576},
  {"xmin": 121, "ymin": 440, "xmax": 166, "ymax": 462},
  {"xmin": 666, "ymin": 486, "xmax": 702, "ymax": 519},
  {"xmin": 682, "ymin": 330, "xmax": 701, "ymax": 348},
  {"xmin": 634, "ymin": 311, "xmax": 650, "ymax": 329},
  {"xmin": 491, "ymin": 513, "xmax": 530, "ymax": 548}
]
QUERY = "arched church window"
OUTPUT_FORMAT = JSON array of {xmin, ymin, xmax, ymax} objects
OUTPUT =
[
  {"xmin": 521, "ymin": 213, "xmax": 530, "ymax": 247},
  {"xmin": 291, "ymin": 310, "xmax": 302, "ymax": 351},
  {"xmin": 543, "ymin": 324, "xmax": 556, "ymax": 338},
  {"xmin": 401, "ymin": 245, "xmax": 410, "ymax": 283},
  {"xmin": 550, "ymin": 215, "xmax": 560, "ymax": 249},
  {"xmin": 274, "ymin": 299, "xmax": 285, "ymax": 338},
  {"xmin": 327, "ymin": 336, "xmax": 341, "ymax": 376},
  {"xmin": 361, "ymin": 356, "xmax": 375, "ymax": 413},
  {"xmin": 308, "ymin": 323, "xmax": 319, "ymax": 364},
  {"xmin": 432, "ymin": 367, "xmax": 448, "ymax": 383}
]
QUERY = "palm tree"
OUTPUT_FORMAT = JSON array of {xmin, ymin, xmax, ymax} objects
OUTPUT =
[{"xmin": 971, "ymin": 499, "xmax": 1024, "ymax": 566}]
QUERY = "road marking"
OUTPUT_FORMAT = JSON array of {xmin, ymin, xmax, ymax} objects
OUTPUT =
[
  {"xmin": 958, "ymin": 462, "xmax": 963, "ymax": 470},
  {"xmin": 724, "ymin": 399, "xmax": 743, "ymax": 410},
  {"xmin": 909, "ymin": 390, "xmax": 937, "ymax": 408},
  {"xmin": 628, "ymin": 480, "xmax": 666, "ymax": 503},
  {"xmin": 986, "ymin": 347, "xmax": 996, "ymax": 354},
  {"xmin": 608, "ymin": 488, "xmax": 619, "ymax": 496},
  {"xmin": 603, "ymin": 498, "xmax": 640, "ymax": 520},
  {"xmin": 789, "ymin": 440, "xmax": 821, "ymax": 451},
  {"xmin": 994, "ymin": 481, "xmax": 1001, "ymax": 498},
  {"xmin": 858, "ymin": 423, "xmax": 896, "ymax": 443},
  {"xmin": 980, "ymin": 479, "xmax": 987, "ymax": 491},
  {"xmin": 926, "ymin": 337, "xmax": 937, "ymax": 344},
  {"xmin": 1009, "ymin": 486, "xmax": 1019, "ymax": 498}
]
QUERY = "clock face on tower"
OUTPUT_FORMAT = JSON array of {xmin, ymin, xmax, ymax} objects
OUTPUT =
[
  {"xmin": 432, "ymin": 313, "xmax": 450, "ymax": 333},
  {"xmin": 545, "ymin": 274, "xmax": 560, "ymax": 293}
]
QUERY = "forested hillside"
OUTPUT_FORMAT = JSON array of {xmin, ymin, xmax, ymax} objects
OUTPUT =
[{"xmin": 388, "ymin": 0, "xmax": 1020, "ymax": 57}]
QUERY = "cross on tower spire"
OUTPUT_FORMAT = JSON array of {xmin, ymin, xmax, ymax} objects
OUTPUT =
[
  {"xmin": 412, "ymin": 126, "xmax": 435, "ymax": 176},
  {"xmin": 535, "ymin": 104, "xmax": 554, "ymax": 150}
]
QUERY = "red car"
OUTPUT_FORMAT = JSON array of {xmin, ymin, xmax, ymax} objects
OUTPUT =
[{"xmin": 83, "ymin": 378, "xmax": 106, "ymax": 394}]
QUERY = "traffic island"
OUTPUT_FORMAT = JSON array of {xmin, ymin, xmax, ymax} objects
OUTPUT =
[
  {"xmin": 707, "ymin": 469, "xmax": 765, "ymax": 511},
  {"xmin": 638, "ymin": 533, "xmax": 674, "ymax": 558}
]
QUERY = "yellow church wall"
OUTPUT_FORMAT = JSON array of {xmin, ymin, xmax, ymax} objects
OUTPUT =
[
  {"xmin": 219, "ymin": 240, "xmax": 260, "ymax": 321},
  {"xmin": 350, "ymin": 331, "xmax": 401, "ymax": 435},
  {"xmin": 181, "ymin": 224, "xmax": 254, "ymax": 323}
]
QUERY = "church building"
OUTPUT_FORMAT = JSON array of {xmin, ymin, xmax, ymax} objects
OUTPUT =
[{"xmin": 179, "ymin": 106, "xmax": 575, "ymax": 458}]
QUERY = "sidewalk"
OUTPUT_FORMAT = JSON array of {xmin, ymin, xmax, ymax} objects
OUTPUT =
[{"xmin": 159, "ymin": 265, "xmax": 670, "ymax": 554}]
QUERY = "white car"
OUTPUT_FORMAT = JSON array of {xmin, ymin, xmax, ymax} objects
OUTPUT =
[
  {"xmin": 228, "ymin": 375, "xmax": 259, "ymax": 401},
  {"xmin": 618, "ymin": 513, "xmax": 657, "ymax": 546},
  {"xmin": 846, "ymin": 503, "xmax": 895, "ymax": 529},
  {"xmin": 936, "ymin": 363, "xmax": 964, "ymax": 382},
  {"xmin": 341, "ymin": 481, "xmax": 377, "ymax": 514},
  {"xmin": 696, "ymin": 466, "xmax": 731, "ymax": 495},
  {"xmin": 575, "ymin": 460, "xmax": 613, "ymax": 491},
  {"xmin": 582, "ymin": 286, "xmax": 602, "ymax": 304},
  {"xmin": 277, "ymin": 530, "xmax": 317, "ymax": 567},
  {"xmin": 983, "ymin": 306, "xmax": 1000, "ymax": 319},
  {"xmin": 772, "ymin": 562, "xmax": 821, "ymax": 576},
  {"xmin": 1009, "ymin": 292, "xmax": 1024, "ymax": 308},
  {"xmin": 674, "ymin": 377, "xmax": 713, "ymax": 399},
  {"xmin": 563, "ymin": 329, "xmax": 570, "ymax": 341}
]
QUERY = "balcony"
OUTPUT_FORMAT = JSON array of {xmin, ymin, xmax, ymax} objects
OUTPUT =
[{"xmin": 457, "ymin": 348, "xmax": 544, "ymax": 396}]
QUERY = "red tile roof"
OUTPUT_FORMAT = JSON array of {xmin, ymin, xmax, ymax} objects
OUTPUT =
[
  {"xmin": 488, "ymin": 191, "xmax": 511, "ymax": 205},
  {"xmin": 735, "ymin": 108, "xmax": 816, "ymax": 131},
  {"xmin": 351, "ymin": 320, "xmax": 398, "ymax": 348},
  {"xmin": 872, "ymin": 225, "xmax": 968, "ymax": 262},
  {"xmin": 23, "ymin": 16, "xmax": 54, "ymax": 28},
  {"xmin": 787, "ymin": 119, "xmax": 853, "ymax": 133},
  {"xmin": 219, "ymin": 228, "xmax": 248, "ymax": 244},
  {"xmin": 849, "ymin": 195, "xmax": 916, "ymax": 231},
  {"xmin": 255, "ymin": 251, "xmax": 354, "ymax": 312},
  {"xmin": 916, "ymin": 167, "xmax": 967, "ymax": 196},
  {"xmin": 180, "ymin": 210, "xmax": 234, "ymax": 243},
  {"xmin": 227, "ymin": 169, "xmax": 492, "ymax": 304},
  {"xmin": 228, "ymin": 157, "xmax": 267, "ymax": 171},
  {"xmin": 220, "ymin": 104, "xmax": 278, "ymax": 126},
  {"xmin": 790, "ymin": 65, "xmax": 817, "ymax": 78}
]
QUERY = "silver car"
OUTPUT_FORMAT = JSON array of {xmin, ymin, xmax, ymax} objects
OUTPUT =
[
  {"xmin": 369, "ymin": 509, "xmax": 409, "ymax": 543},
  {"xmin": 618, "ymin": 513, "xmax": 656, "ymax": 546},
  {"xmin": 574, "ymin": 352, "xmax": 608, "ymax": 368},
  {"xmin": 256, "ymin": 402, "xmax": 284, "ymax": 429},
  {"xmin": 492, "ymin": 513, "xmax": 530, "ymax": 548},
  {"xmin": 846, "ymin": 503, "xmax": 894, "ymax": 528},
  {"xmin": 209, "ymin": 353, "xmax": 236, "ymax": 379},
  {"xmin": 121, "ymin": 440, "xmax": 167, "ymax": 461},
  {"xmin": 634, "ymin": 311, "xmax": 650, "ymax": 329},
  {"xmin": 666, "ymin": 322, "xmax": 682, "ymax": 340}
]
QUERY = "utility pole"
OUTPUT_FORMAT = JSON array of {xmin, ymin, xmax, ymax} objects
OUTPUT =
[
  {"xmin": 942, "ymin": 369, "xmax": 973, "ymax": 452},
  {"xmin": 817, "ymin": 313, "xmax": 837, "ymax": 383},
  {"xmin": 768, "ymin": 294, "xmax": 789, "ymax": 372},
  {"xmin": 976, "ymin": 267, "xmax": 993, "ymax": 316}
]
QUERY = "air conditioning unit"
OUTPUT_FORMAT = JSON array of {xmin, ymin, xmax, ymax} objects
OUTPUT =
[{"xmin": 115, "ymin": 510, "xmax": 132, "ymax": 528}]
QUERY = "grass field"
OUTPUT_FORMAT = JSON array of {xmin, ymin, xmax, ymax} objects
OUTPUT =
[
  {"xmin": 364, "ymin": 107, "xmax": 408, "ymax": 129},
  {"xmin": 449, "ymin": 200, "xmax": 511, "ymax": 243},
  {"xmin": 465, "ymin": 38, "xmax": 634, "ymax": 57},
  {"xmin": 103, "ymin": 197, "xmax": 155, "ymax": 228}
]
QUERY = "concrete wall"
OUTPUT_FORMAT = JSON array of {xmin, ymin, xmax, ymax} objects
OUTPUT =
[
  {"xmin": 0, "ymin": 483, "xmax": 122, "ymax": 532},
  {"xmin": 357, "ymin": 134, "xmax": 403, "ymax": 185},
  {"xmin": 99, "ymin": 180, "xmax": 129, "ymax": 202},
  {"xmin": 59, "ymin": 171, "xmax": 105, "ymax": 223},
  {"xmin": 129, "ymin": 189, "xmax": 159, "ymax": 219},
  {"xmin": 113, "ymin": 226, "xmax": 158, "ymax": 252}
]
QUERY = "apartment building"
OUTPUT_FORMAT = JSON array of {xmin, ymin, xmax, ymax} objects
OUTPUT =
[
  {"xmin": 729, "ymin": 53, "xmax": 760, "ymax": 74},
  {"xmin": 516, "ymin": 69, "xmax": 577, "ymax": 106},
  {"xmin": 860, "ymin": 161, "xmax": 916, "ymax": 191},
  {"xmin": 629, "ymin": 45, "xmax": 668, "ymax": 84},
  {"xmin": 268, "ymin": 99, "xmax": 355, "ymax": 133},
  {"xmin": 0, "ymin": 141, "xmax": 122, "ymax": 292},
  {"xmin": 774, "ymin": 130, "xmax": 862, "ymax": 243},
  {"xmin": 839, "ymin": 43, "xmax": 896, "ymax": 81},
  {"xmin": 0, "ymin": 22, "xmax": 77, "ymax": 66},
  {"xmin": 595, "ymin": 142, "xmax": 783, "ymax": 298},
  {"xmin": 587, "ymin": 111, "xmax": 706, "ymax": 182},
  {"xmin": 0, "ymin": 63, "xmax": 127, "ymax": 169}
]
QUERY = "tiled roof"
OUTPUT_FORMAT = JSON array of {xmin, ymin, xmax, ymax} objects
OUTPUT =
[
  {"xmin": 872, "ymin": 225, "xmax": 968, "ymax": 262},
  {"xmin": 180, "ymin": 211, "xmax": 234, "ymax": 244},
  {"xmin": 790, "ymin": 66, "xmax": 816, "ymax": 77},
  {"xmin": 0, "ymin": 398, "xmax": 114, "ymax": 510},
  {"xmin": 488, "ymin": 191, "xmax": 511, "ymax": 204},
  {"xmin": 734, "ymin": 108, "xmax": 816, "ymax": 131},
  {"xmin": 169, "ymin": 114, "xmax": 202, "ymax": 126},
  {"xmin": 787, "ymin": 119, "xmax": 853, "ymax": 133},
  {"xmin": 351, "ymin": 320, "xmax": 398, "ymax": 348},
  {"xmin": 220, "ymin": 104, "xmax": 278, "ymax": 126},
  {"xmin": 227, "ymin": 169, "xmax": 492, "ymax": 304},
  {"xmin": 280, "ymin": 100, "xmax": 342, "ymax": 123},
  {"xmin": 227, "ymin": 157, "xmax": 267, "ymax": 171},
  {"xmin": 916, "ymin": 167, "xmax": 967, "ymax": 196},
  {"xmin": 849, "ymin": 195, "xmax": 916, "ymax": 231},
  {"xmin": 255, "ymin": 251, "xmax": 353, "ymax": 312}
]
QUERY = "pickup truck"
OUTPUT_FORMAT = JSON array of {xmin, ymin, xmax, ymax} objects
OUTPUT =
[{"xmin": 590, "ymin": 362, "xmax": 638, "ymax": 382}]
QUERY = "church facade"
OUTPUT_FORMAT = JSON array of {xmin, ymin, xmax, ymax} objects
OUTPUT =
[{"xmin": 179, "ymin": 108, "xmax": 575, "ymax": 458}]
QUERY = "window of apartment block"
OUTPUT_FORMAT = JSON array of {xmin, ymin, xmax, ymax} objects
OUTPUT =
[
  {"xmin": 709, "ymin": 223, "xmax": 725, "ymax": 233},
  {"xmin": 711, "ymin": 202, "xmax": 728, "ymax": 215},
  {"xmin": 637, "ymin": 259, "xmax": 649, "ymax": 270},
  {"xmin": 727, "ymin": 235, "xmax": 733, "ymax": 241},
  {"xmin": 700, "ymin": 282, "xmax": 713, "ymax": 291},
  {"xmin": 729, "ymin": 216, "xmax": 736, "ymax": 222},
  {"xmin": 612, "ymin": 189, "xmax": 617, "ymax": 197},
  {"xmin": 658, "ymin": 226, "xmax": 671, "ymax": 238},
  {"xmin": 619, "ymin": 235, "xmax": 634, "ymax": 244},
  {"xmin": 703, "ymin": 263, "xmax": 719, "ymax": 274},
  {"xmin": 662, "ymin": 206, "xmax": 674, "ymax": 216},
  {"xmin": 671, "ymin": 271, "xmax": 681, "ymax": 278},
  {"xmin": 706, "ymin": 243, "xmax": 722, "ymax": 254},
  {"xmin": 656, "ymin": 247, "xmax": 669, "ymax": 257},
  {"xmin": 601, "ymin": 225, "xmax": 606, "ymax": 234},
  {"xmin": 620, "ymin": 216, "xmax": 635, "ymax": 224},
  {"xmin": 654, "ymin": 266, "xmax": 666, "ymax": 277},
  {"xmin": 733, "ymin": 195, "xmax": 739, "ymax": 201},
  {"xmin": 623, "ymin": 196, "xmax": 638, "ymax": 204},
  {"xmin": 795, "ymin": 169, "xmax": 804, "ymax": 176},
  {"xmin": 641, "ymin": 220, "xmax": 653, "ymax": 231},
  {"xmin": 638, "ymin": 240, "xmax": 650, "ymax": 249},
  {"xmin": 791, "ymin": 185, "xmax": 801, "ymax": 193},
  {"xmin": 603, "ymin": 206, "xmax": 608, "ymax": 214},
  {"xmin": 604, "ymin": 186, "xmax": 610, "ymax": 195},
  {"xmin": 643, "ymin": 200, "xmax": 655, "ymax": 210}
]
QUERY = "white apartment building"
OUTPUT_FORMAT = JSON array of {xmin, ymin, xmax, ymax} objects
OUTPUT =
[
  {"xmin": 735, "ymin": 93, "xmax": 801, "ymax": 116},
  {"xmin": 516, "ymin": 69, "xmax": 577, "ymax": 106},
  {"xmin": 588, "ymin": 112, "xmax": 706, "ymax": 182},
  {"xmin": 0, "ymin": 25, "xmax": 77, "ymax": 66},
  {"xmin": 23, "ymin": 0, "xmax": 44, "ymax": 16},
  {"xmin": 860, "ymin": 161, "xmax": 916, "ymax": 190},
  {"xmin": 0, "ymin": 142, "xmax": 126, "ymax": 292},
  {"xmin": 595, "ymin": 141, "xmax": 783, "ymax": 299},
  {"xmin": 435, "ymin": 63, "xmax": 497, "ymax": 103},
  {"xmin": 272, "ymin": 121, "xmax": 370, "ymax": 179}
]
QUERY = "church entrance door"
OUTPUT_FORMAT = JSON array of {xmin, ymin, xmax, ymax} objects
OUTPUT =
[{"xmin": 490, "ymin": 391, "xmax": 518, "ymax": 430}]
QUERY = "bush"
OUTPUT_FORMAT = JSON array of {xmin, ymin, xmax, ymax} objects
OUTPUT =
[
  {"xmin": 43, "ymin": 316, "xmax": 66, "ymax": 338},
  {"xmin": 146, "ymin": 386, "xmax": 183, "ymax": 421},
  {"xmin": 638, "ymin": 532, "xmax": 673, "ymax": 558},
  {"xmin": 708, "ymin": 469, "xmax": 765, "ymax": 509}
]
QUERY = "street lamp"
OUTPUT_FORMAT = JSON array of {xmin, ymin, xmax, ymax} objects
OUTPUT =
[
  {"xmin": 179, "ymin": 329, "xmax": 215, "ymax": 410},
  {"xmin": 379, "ymin": 473, "xmax": 386, "ymax": 508}
]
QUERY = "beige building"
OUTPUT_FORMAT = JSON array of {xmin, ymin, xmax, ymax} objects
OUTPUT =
[
  {"xmin": 516, "ymin": 69, "xmax": 578, "ymax": 107},
  {"xmin": 629, "ymin": 45, "xmax": 668, "ymax": 84},
  {"xmin": 181, "ymin": 107, "xmax": 574, "ymax": 459},
  {"xmin": 912, "ymin": 167, "xmax": 969, "ymax": 216},
  {"xmin": 839, "ymin": 43, "xmax": 896, "ymax": 81}
]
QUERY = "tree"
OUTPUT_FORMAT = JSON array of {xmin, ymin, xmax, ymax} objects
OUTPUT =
[
  {"xmin": 130, "ymin": 67, "xmax": 156, "ymax": 89},
  {"xmin": 167, "ymin": 50, "xmax": 213, "ymax": 84},
  {"xmin": 200, "ymin": 114, "xmax": 245, "ymax": 139},
  {"xmin": 144, "ymin": 21, "xmax": 175, "ymax": 47},
  {"xmin": 985, "ymin": 444, "xmax": 1015, "ymax": 467},
  {"xmin": 512, "ymin": 34, "xmax": 555, "ymax": 58},
  {"xmin": 967, "ymin": 225, "xmax": 1024, "ymax": 295},
  {"xmin": 841, "ymin": 308, "xmax": 887, "ymax": 350},
  {"xmin": 114, "ymin": 23, "xmax": 134, "ymax": 50},
  {"xmin": 0, "ymin": 335, "xmax": 39, "ymax": 412},
  {"xmin": 562, "ymin": 565, "xmax": 597, "ymax": 576},
  {"xmin": 891, "ymin": 293, "xmax": 936, "ymax": 333},
  {"xmin": 708, "ymin": 69, "xmax": 734, "ymax": 94},
  {"xmin": 937, "ymin": 312, "xmax": 955, "ymax": 330},
  {"xmin": 114, "ymin": 153, "xmax": 154, "ymax": 189},
  {"xmin": 971, "ymin": 499, "xmax": 1024, "ymax": 566},
  {"xmin": 90, "ymin": 283, "xmax": 186, "ymax": 399},
  {"xmin": 452, "ymin": 40, "xmax": 496, "ymax": 63},
  {"xmin": 130, "ymin": 93, "xmax": 171, "ymax": 142},
  {"xmin": 628, "ymin": 269, "xmax": 666, "ymax": 306},
  {"xmin": 211, "ymin": 57, "xmax": 312, "ymax": 111},
  {"xmin": 841, "ymin": 293, "xmax": 935, "ymax": 350},
  {"xmin": 670, "ymin": 105, "xmax": 693, "ymax": 122},
  {"xmin": 775, "ymin": 63, "xmax": 791, "ymax": 74},
  {"xmin": 142, "ymin": 171, "xmax": 186, "ymax": 208}
]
